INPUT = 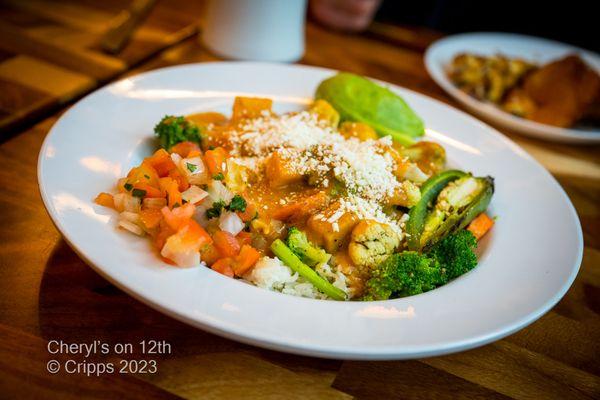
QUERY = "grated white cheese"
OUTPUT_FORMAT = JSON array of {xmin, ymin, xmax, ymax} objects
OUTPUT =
[{"xmin": 225, "ymin": 110, "xmax": 409, "ymax": 235}]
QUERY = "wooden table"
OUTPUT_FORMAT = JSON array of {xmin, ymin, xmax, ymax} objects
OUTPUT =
[{"xmin": 1, "ymin": 13, "xmax": 599, "ymax": 400}]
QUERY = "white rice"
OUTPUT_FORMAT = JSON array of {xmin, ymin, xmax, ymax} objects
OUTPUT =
[{"xmin": 244, "ymin": 256, "xmax": 349, "ymax": 300}]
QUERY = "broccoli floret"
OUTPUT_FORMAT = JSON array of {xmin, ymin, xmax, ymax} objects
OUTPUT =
[
  {"xmin": 430, "ymin": 229, "xmax": 478, "ymax": 280},
  {"xmin": 363, "ymin": 252, "xmax": 443, "ymax": 300},
  {"xmin": 286, "ymin": 227, "xmax": 330, "ymax": 267},
  {"xmin": 154, "ymin": 115, "xmax": 201, "ymax": 150},
  {"xmin": 363, "ymin": 230, "xmax": 478, "ymax": 300}
]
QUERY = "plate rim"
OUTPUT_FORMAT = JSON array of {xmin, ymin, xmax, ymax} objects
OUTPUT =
[
  {"xmin": 424, "ymin": 31, "xmax": 600, "ymax": 144},
  {"xmin": 37, "ymin": 61, "xmax": 584, "ymax": 359}
]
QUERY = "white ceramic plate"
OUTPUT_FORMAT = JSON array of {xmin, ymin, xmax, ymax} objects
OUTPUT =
[
  {"xmin": 38, "ymin": 62, "xmax": 583, "ymax": 360},
  {"xmin": 425, "ymin": 32, "xmax": 600, "ymax": 144}
]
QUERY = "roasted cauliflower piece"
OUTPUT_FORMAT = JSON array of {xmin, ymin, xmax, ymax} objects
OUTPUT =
[
  {"xmin": 387, "ymin": 181, "xmax": 421, "ymax": 207},
  {"xmin": 348, "ymin": 220, "xmax": 400, "ymax": 269},
  {"xmin": 395, "ymin": 141, "xmax": 446, "ymax": 175}
]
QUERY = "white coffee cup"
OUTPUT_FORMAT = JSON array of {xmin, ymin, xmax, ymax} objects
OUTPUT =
[{"xmin": 202, "ymin": 0, "xmax": 307, "ymax": 62}]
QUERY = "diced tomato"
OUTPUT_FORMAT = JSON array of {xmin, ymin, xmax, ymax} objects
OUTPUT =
[
  {"xmin": 154, "ymin": 221, "xmax": 176, "ymax": 250},
  {"xmin": 170, "ymin": 141, "xmax": 201, "ymax": 158},
  {"xmin": 161, "ymin": 203, "xmax": 195, "ymax": 231},
  {"xmin": 140, "ymin": 208, "xmax": 162, "ymax": 230},
  {"xmin": 179, "ymin": 219, "xmax": 212, "ymax": 247},
  {"xmin": 133, "ymin": 182, "xmax": 164, "ymax": 198},
  {"xmin": 161, "ymin": 256, "xmax": 177, "ymax": 266},
  {"xmin": 159, "ymin": 177, "xmax": 182, "ymax": 208},
  {"xmin": 212, "ymin": 230, "xmax": 240, "ymax": 258},
  {"xmin": 236, "ymin": 231, "xmax": 252, "ymax": 247},
  {"xmin": 168, "ymin": 168, "xmax": 190, "ymax": 192},
  {"xmin": 200, "ymin": 243, "xmax": 221, "ymax": 266},
  {"xmin": 127, "ymin": 162, "xmax": 160, "ymax": 188},
  {"xmin": 211, "ymin": 258, "xmax": 234, "ymax": 278},
  {"xmin": 233, "ymin": 245, "xmax": 260, "ymax": 276},
  {"xmin": 160, "ymin": 220, "xmax": 208, "ymax": 267},
  {"xmin": 237, "ymin": 202, "xmax": 257, "ymax": 222},
  {"xmin": 146, "ymin": 149, "xmax": 177, "ymax": 177},
  {"xmin": 187, "ymin": 150, "xmax": 202, "ymax": 158},
  {"xmin": 94, "ymin": 192, "xmax": 114, "ymax": 209},
  {"xmin": 204, "ymin": 147, "xmax": 228, "ymax": 176}
]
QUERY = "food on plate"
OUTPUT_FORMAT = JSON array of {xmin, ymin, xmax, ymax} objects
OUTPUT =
[
  {"xmin": 448, "ymin": 53, "xmax": 600, "ymax": 128},
  {"xmin": 95, "ymin": 74, "xmax": 495, "ymax": 301},
  {"xmin": 316, "ymin": 72, "xmax": 425, "ymax": 145},
  {"xmin": 518, "ymin": 55, "xmax": 600, "ymax": 127}
]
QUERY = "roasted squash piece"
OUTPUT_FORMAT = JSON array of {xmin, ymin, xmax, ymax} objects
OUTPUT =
[
  {"xmin": 265, "ymin": 152, "xmax": 303, "ymax": 188},
  {"xmin": 232, "ymin": 96, "xmax": 273, "ymax": 121},
  {"xmin": 186, "ymin": 112, "xmax": 228, "ymax": 127},
  {"xmin": 309, "ymin": 99, "xmax": 340, "ymax": 127},
  {"xmin": 339, "ymin": 121, "xmax": 379, "ymax": 141},
  {"xmin": 307, "ymin": 202, "xmax": 358, "ymax": 253}
]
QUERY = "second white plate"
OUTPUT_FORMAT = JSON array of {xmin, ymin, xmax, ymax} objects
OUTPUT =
[{"xmin": 425, "ymin": 32, "xmax": 600, "ymax": 144}]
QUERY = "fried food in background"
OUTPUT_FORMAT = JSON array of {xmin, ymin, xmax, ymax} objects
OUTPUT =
[
  {"xmin": 518, "ymin": 55, "xmax": 600, "ymax": 127},
  {"xmin": 448, "ymin": 53, "xmax": 600, "ymax": 128},
  {"xmin": 448, "ymin": 54, "xmax": 535, "ymax": 103}
]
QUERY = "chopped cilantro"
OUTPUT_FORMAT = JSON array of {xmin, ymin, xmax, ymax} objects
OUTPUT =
[
  {"xmin": 206, "ymin": 200, "xmax": 226, "ymax": 219},
  {"xmin": 172, "ymin": 202, "xmax": 181, "ymax": 208},
  {"xmin": 186, "ymin": 162, "xmax": 197, "ymax": 173},
  {"xmin": 124, "ymin": 183, "xmax": 133, "ymax": 191},
  {"xmin": 213, "ymin": 172, "xmax": 224, "ymax": 181},
  {"xmin": 132, "ymin": 188, "xmax": 146, "ymax": 198},
  {"xmin": 144, "ymin": 174, "xmax": 150, "ymax": 179},
  {"xmin": 227, "ymin": 195, "xmax": 247, "ymax": 212}
]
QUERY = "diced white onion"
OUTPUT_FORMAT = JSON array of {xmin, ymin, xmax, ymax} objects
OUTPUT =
[
  {"xmin": 208, "ymin": 180, "xmax": 233, "ymax": 204},
  {"xmin": 123, "ymin": 195, "xmax": 141, "ymax": 213},
  {"xmin": 181, "ymin": 185, "xmax": 209, "ymax": 205},
  {"xmin": 219, "ymin": 211, "xmax": 245, "ymax": 236},
  {"xmin": 270, "ymin": 219, "xmax": 286, "ymax": 234},
  {"xmin": 179, "ymin": 156, "xmax": 208, "ymax": 185},
  {"xmin": 119, "ymin": 211, "xmax": 140, "ymax": 224},
  {"xmin": 113, "ymin": 193, "xmax": 127, "ymax": 212},
  {"xmin": 143, "ymin": 197, "xmax": 167, "ymax": 210},
  {"xmin": 403, "ymin": 164, "xmax": 428, "ymax": 183},
  {"xmin": 160, "ymin": 235, "xmax": 200, "ymax": 268},
  {"xmin": 193, "ymin": 200, "xmax": 213, "ymax": 228},
  {"xmin": 118, "ymin": 220, "xmax": 144, "ymax": 236},
  {"xmin": 171, "ymin": 153, "xmax": 183, "ymax": 165}
]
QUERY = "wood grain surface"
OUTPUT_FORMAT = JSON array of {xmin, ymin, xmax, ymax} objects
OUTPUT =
[
  {"xmin": 0, "ymin": 0, "xmax": 202, "ymax": 134},
  {"xmin": 0, "ymin": 6, "xmax": 599, "ymax": 399}
]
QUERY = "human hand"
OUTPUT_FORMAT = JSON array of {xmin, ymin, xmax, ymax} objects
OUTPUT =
[{"xmin": 309, "ymin": 0, "xmax": 382, "ymax": 32}]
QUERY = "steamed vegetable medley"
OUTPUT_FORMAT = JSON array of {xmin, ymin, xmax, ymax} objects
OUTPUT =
[{"xmin": 95, "ymin": 73, "xmax": 495, "ymax": 301}]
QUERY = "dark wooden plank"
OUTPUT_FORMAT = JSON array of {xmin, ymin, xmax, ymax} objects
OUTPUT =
[
  {"xmin": 0, "ymin": 0, "xmax": 201, "ymax": 134},
  {"xmin": 333, "ymin": 360, "xmax": 512, "ymax": 400},
  {"xmin": 0, "ymin": 324, "xmax": 183, "ymax": 399},
  {"xmin": 0, "ymin": 76, "xmax": 50, "ymax": 113}
]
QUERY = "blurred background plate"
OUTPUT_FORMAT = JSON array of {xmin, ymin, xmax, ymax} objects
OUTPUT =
[{"xmin": 425, "ymin": 32, "xmax": 600, "ymax": 144}]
